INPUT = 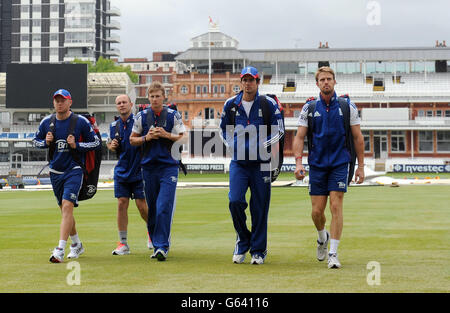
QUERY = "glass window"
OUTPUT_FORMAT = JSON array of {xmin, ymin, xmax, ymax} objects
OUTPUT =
[
  {"xmin": 50, "ymin": 34, "xmax": 58, "ymax": 41},
  {"xmin": 366, "ymin": 62, "xmax": 376, "ymax": 74},
  {"xmin": 32, "ymin": 34, "xmax": 41, "ymax": 41},
  {"xmin": 32, "ymin": 19, "xmax": 41, "ymax": 27},
  {"xmin": 50, "ymin": 19, "xmax": 59, "ymax": 27},
  {"xmin": 418, "ymin": 131, "xmax": 433, "ymax": 152},
  {"xmin": 20, "ymin": 34, "xmax": 29, "ymax": 41},
  {"xmin": 391, "ymin": 131, "xmax": 406, "ymax": 152},
  {"xmin": 180, "ymin": 86, "xmax": 188, "ymax": 94},
  {"xmin": 425, "ymin": 61, "xmax": 435, "ymax": 73},
  {"xmin": 32, "ymin": 48, "xmax": 41, "ymax": 56},
  {"xmin": 195, "ymin": 85, "xmax": 201, "ymax": 94},
  {"xmin": 213, "ymin": 85, "xmax": 219, "ymax": 93},
  {"xmin": 32, "ymin": 5, "xmax": 41, "ymax": 13},
  {"xmin": 395, "ymin": 62, "xmax": 408, "ymax": 73},
  {"xmin": 436, "ymin": 110, "xmax": 442, "ymax": 117},
  {"xmin": 362, "ymin": 131, "xmax": 371, "ymax": 152},
  {"xmin": 426, "ymin": 111, "xmax": 433, "ymax": 117},
  {"xmin": 336, "ymin": 63, "xmax": 346, "ymax": 74},
  {"xmin": 220, "ymin": 85, "xmax": 226, "ymax": 93},
  {"xmin": 21, "ymin": 6, "xmax": 30, "ymax": 13},
  {"xmin": 437, "ymin": 131, "xmax": 450, "ymax": 152},
  {"xmin": 233, "ymin": 85, "xmax": 240, "ymax": 93},
  {"xmin": 445, "ymin": 110, "xmax": 450, "ymax": 118},
  {"xmin": 184, "ymin": 111, "xmax": 189, "ymax": 121},
  {"xmin": 202, "ymin": 86, "xmax": 208, "ymax": 94},
  {"xmin": 50, "ymin": 4, "xmax": 59, "ymax": 12},
  {"xmin": 20, "ymin": 48, "xmax": 29, "ymax": 57},
  {"xmin": 417, "ymin": 110, "xmax": 424, "ymax": 117},
  {"xmin": 307, "ymin": 63, "xmax": 318, "ymax": 74},
  {"xmin": 21, "ymin": 20, "xmax": 30, "ymax": 27}
]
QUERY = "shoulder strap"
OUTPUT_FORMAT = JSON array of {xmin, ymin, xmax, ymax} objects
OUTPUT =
[
  {"xmin": 67, "ymin": 114, "xmax": 86, "ymax": 172},
  {"xmin": 259, "ymin": 95, "xmax": 272, "ymax": 127},
  {"xmin": 145, "ymin": 109, "xmax": 156, "ymax": 129},
  {"xmin": 114, "ymin": 120, "xmax": 121, "ymax": 139},
  {"xmin": 49, "ymin": 114, "xmax": 56, "ymax": 135},
  {"xmin": 306, "ymin": 100, "xmax": 317, "ymax": 153},
  {"xmin": 158, "ymin": 107, "xmax": 168, "ymax": 127},
  {"xmin": 338, "ymin": 97, "xmax": 357, "ymax": 184},
  {"xmin": 338, "ymin": 97, "xmax": 351, "ymax": 135},
  {"xmin": 228, "ymin": 103, "xmax": 238, "ymax": 126},
  {"xmin": 68, "ymin": 113, "xmax": 78, "ymax": 135},
  {"xmin": 48, "ymin": 114, "xmax": 57, "ymax": 161}
]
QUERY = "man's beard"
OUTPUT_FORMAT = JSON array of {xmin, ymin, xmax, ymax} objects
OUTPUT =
[{"xmin": 321, "ymin": 88, "xmax": 333, "ymax": 95}]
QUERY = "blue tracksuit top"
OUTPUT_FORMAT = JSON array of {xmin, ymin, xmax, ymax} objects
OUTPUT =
[
  {"xmin": 304, "ymin": 92, "xmax": 351, "ymax": 168},
  {"xmin": 109, "ymin": 114, "xmax": 142, "ymax": 182},
  {"xmin": 132, "ymin": 107, "xmax": 185, "ymax": 168},
  {"xmin": 33, "ymin": 112, "xmax": 101, "ymax": 173},
  {"xmin": 220, "ymin": 90, "xmax": 284, "ymax": 164}
]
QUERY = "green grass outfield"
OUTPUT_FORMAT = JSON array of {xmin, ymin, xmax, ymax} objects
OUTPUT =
[{"xmin": 0, "ymin": 185, "xmax": 449, "ymax": 293}]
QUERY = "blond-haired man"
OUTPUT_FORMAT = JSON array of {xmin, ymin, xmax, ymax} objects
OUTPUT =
[{"xmin": 293, "ymin": 67, "xmax": 365, "ymax": 269}]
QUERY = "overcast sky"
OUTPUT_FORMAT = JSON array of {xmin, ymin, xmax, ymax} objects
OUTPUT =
[{"xmin": 111, "ymin": 0, "xmax": 450, "ymax": 60}]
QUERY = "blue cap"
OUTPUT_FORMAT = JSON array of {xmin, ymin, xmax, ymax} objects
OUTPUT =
[
  {"xmin": 53, "ymin": 89, "xmax": 72, "ymax": 100},
  {"xmin": 240, "ymin": 66, "xmax": 259, "ymax": 79}
]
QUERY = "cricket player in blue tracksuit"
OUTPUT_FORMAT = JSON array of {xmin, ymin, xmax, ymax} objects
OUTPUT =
[
  {"xmin": 220, "ymin": 66, "xmax": 285, "ymax": 265},
  {"xmin": 293, "ymin": 66, "xmax": 365, "ymax": 269},
  {"xmin": 107, "ymin": 94, "xmax": 150, "ymax": 256},
  {"xmin": 130, "ymin": 81, "xmax": 185, "ymax": 261},
  {"xmin": 33, "ymin": 89, "xmax": 100, "ymax": 263}
]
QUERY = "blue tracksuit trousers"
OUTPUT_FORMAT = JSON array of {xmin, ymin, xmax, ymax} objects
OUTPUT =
[
  {"xmin": 142, "ymin": 164, "xmax": 178, "ymax": 253},
  {"xmin": 228, "ymin": 161, "xmax": 271, "ymax": 257}
]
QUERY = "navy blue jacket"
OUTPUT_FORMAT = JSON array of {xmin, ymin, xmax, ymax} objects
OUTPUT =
[
  {"xmin": 302, "ymin": 92, "xmax": 356, "ymax": 168},
  {"xmin": 33, "ymin": 112, "xmax": 100, "ymax": 174},
  {"xmin": 220, "ymin": 91, "xmax": 284, "ymax": 164},
  {"xmin": 132, "ymin": 107, "xmax": 185, "ymax": 168}
]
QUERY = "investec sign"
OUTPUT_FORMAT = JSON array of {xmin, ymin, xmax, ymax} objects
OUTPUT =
[{"xmin": 393, "ymin": 164, "xmax": 450, "ymax": 173}]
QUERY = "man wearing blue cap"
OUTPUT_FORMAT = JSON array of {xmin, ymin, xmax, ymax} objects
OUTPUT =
[
  {"xmin": 220, "ymin": 66, "xmax": 284, "ymax": 265},
  {"xmin": 33, "ymin": 89, "xmax": 101, "ymax": 263}
]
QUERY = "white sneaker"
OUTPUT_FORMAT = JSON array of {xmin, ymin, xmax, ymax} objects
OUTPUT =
[
  {"xmin": 49, "ymin": 247, "xmax": 64, "ymax": 263},
  {"xmin": 151, "ymin": 248, "xmax": 168, "ymax": 261},
  {"xmin": 251, "ymin": 255, "xmax": 265, "ymax": 265},
  {"xmin": 112, "ymin": 243, "xmax": 130, "ymax": 255},
  {"xmin": 328, "ymin": 253, "xmax": 341, "ymax": 269},
  {"xmin": 232, "ymin": 254, "xmax": 246, "ymax": 264},
  {"xmin": 317, "ymin": 231, "xmax": 330, "ymax": 261},
  {"xmin": 67, "ymin": 243, "xmax": 84, "ymax": 259}
]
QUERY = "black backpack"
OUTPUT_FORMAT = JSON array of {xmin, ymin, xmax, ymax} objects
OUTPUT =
[
  {"xmin": 141, "ymin": 104, "xmax": 187, "ymax": 175},
  {"xmin": 305, "ymin": 95, "xmax": 357, "ymax": 185},
  {"xmin": 48, "ymin": 113, "xmax": 102, "ymax": 201},
  {"xmin": 227, "ymin": 94, "xmax": 285, "ymax": 182}
]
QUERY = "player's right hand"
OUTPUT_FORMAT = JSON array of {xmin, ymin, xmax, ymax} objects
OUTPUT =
[
  {"xmin": 148, "ymin": 127, "xmax": 158, "ymax": 139},
  {"xmin": 45, "ymin": 132, "xmax": 54, "ymax": 146},
  {"xmin": 110, "ymin": 138, "xmax": 119, "ymax": 149},
  {"xmin": 294, "ymin": 165, "xmax": 306, "ymax": 180}
]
